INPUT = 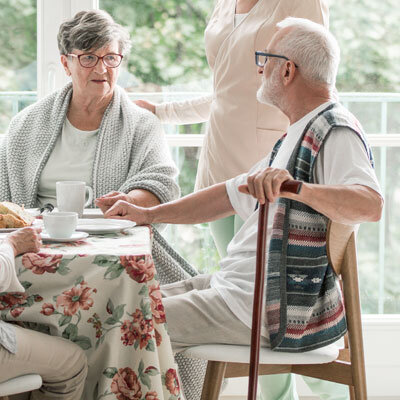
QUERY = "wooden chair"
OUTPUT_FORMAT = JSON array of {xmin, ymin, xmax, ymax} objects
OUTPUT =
[
  {"xmin": 0, "ymin": 374, "xmax": 42, "ymax": 400},
  {"xmin": 181, "ymin": 220, "xmax": 367, "ymax": 400}
]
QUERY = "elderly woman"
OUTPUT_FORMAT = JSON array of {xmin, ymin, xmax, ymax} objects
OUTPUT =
[
  {"xmin": 0, "ymin": 9, "xmax": 205, "ymax": 400},
  {"xmin": 0, "ymin": 10, "xmax": 178, "ymax": 210}
]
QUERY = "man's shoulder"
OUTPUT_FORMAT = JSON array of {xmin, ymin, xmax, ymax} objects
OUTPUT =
[{"xmin": 321, "ymin": 103, "xmax": 363, "ymax": 131}]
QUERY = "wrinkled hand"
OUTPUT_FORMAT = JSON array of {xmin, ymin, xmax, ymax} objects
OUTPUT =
[
  {"xmin": 134, "ymin": 100, "xmax": 156, "ymax": 114},
  {"xmin": 104, "ymin": 200, "xmax": 152, "ymax": 225},
  {"xmin": 95, "ymin": 191, "xmax": 133, "ymax": 214},
  {"xmin": 238, "ymin": 167, "xmax": 294, "ymax": 204},
  {"xmin": 5, "ymin": 227, "xmax": 42, "ymax": 257}
]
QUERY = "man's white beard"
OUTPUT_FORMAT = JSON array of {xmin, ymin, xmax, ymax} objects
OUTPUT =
[{"xmin": 257, "ymin": 69, "xmax": 282, "ymax": 108}]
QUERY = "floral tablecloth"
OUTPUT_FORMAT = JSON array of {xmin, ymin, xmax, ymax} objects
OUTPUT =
[{"xmin": 0, "ymin": 226, "xmax": 182, "ymax": 400}]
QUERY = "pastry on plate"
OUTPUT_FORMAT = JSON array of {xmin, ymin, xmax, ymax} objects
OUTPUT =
[{"xmin": 0, "ymin": 201, "xmax": 35, "ymax": 228}]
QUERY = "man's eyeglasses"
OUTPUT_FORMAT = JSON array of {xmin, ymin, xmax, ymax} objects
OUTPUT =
[
  {"xmin": 255, "ymin": 51, "xmax": 298, "ymax": 68},
  {"xmin": 67, "ymin": 53, "xmax": 123, "ymax": 68}
]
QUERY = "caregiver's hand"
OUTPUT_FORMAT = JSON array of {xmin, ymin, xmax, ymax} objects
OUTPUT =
[
  {"xmin": 104, "ymin": 200, "xmax": 152, "ymax": 225},
  {"xmin": 134, "ymin": 100, "xmax": 156, "ymax": 114}
]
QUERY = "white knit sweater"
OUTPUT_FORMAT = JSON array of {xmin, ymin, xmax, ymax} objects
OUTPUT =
[{"xmin": 0, "ymin": 83, "xmax": 179, "ymax": 207}]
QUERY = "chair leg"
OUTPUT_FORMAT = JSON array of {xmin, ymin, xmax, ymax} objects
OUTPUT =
[
  {"xmin": 349, "ymin": 385, "xmax": 355, "ymax": 400},
  {"xmin": 200, "ymin": 361, "xmax": 227, "ymax": 400}
]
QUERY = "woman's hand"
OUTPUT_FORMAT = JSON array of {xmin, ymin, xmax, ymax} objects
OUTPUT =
[
  {"xmin": 238, "ymin": 167, "xmax": 294, "ymax": 204},
  {"xmin": 104, "ymin": 200, "xmax": 152, "ymax": 225},
  {"xmin": 134, "ymin": 100, "xmax": 156, "ymax": 114},
  {"xmin": 5, "ymin": 227, "xmax": 42, "ymax": 257},
  {"xmin": 95, "ymin": 191, "xmax": 133, "ymax": 213}
]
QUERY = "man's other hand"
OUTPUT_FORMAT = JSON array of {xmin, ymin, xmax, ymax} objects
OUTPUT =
[
  {"xmin": 104, "ymin": 200, "xmax": 152, "ymax": 225},
  {"xmin": 95, "ymin": 191, "xmax": 133, "ymax": 214}
]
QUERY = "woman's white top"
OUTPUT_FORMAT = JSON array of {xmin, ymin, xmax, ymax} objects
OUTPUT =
[
  {"xmin": 155, "ymin": 0, "xmax": 329, "ymax": 190},
  {"xmin": 37, "ymin": 119, "xmax": 98, "ymax": 207}
]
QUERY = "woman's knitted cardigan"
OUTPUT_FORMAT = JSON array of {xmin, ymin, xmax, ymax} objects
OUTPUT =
[{"xmin": 0, "ymin": 82, "xmax": 180, "ymax": 207}]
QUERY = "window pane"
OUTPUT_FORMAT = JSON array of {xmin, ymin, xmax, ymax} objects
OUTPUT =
[
  {"xmin": 100, "ymin": 0, "xmax": 213, "ymax": 93},
  {"xmin": 163, "ymin": 146, "xmax": 220, "ymax": 273},
  {"xmin": 329, "ymin": 0, "xmax": 400, "ymax": 92},
  {"xmin": 0, "ymin": 0, "xmax": 37, "ymax": 134},
  {"xmin": 358, "ymin": 146, "xmax": 400, "ymax": 314}
]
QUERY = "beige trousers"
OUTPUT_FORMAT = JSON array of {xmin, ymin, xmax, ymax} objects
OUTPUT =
[
  {"xmin": 162, "ymin": 274, "xmax": 269, "ymax": 353},
  {"xmin": 0, "ymin": 325, "xmax": 87, "ymax": 400}
]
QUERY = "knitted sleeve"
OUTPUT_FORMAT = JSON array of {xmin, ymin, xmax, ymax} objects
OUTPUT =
[
  {"xmin": 118, "ymin": 112, "xmax": 180, "ymax": 204},
  {"xmin": 0, "ymin": 133, "xmax": 11, "ymax": 202}
]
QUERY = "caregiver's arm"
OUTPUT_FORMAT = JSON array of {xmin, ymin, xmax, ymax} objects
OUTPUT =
[
  {"xmin": 135, "ymin": 94, "xmax": 213, "ymax": 125},
  {"xmin": 105, "ymin": 182, "xmax": 235, "ymax": 225}
]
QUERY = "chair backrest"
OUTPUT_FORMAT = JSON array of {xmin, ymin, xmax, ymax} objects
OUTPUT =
[
  {"xmin": 326, "ymin": 221, "xmax": 367, "ymax": 396},
  {"xmin": 326, "ymin": 221, "xmax": 356, "ymax": 276}
]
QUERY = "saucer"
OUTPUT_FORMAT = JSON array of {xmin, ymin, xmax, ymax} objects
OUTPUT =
[{"xmin": 41, "ymin": 231, "xmax": 89, "ymax": 243}]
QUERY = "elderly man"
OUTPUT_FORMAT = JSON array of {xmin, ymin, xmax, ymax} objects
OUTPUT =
[
  {"xmin": 0, "ymin": 228, "xmax": 88, "ymax": 399},
  {"xmin": 105, "ymin": 18, "xmax": 383, "ymax": 399}
]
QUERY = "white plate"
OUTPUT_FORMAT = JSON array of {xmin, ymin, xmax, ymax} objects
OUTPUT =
[
  {"xmin": 82, "ymin": 208, "xmax": 104, "ymax": 219},
  {"xmin": 42, "ymin": 231, "xmax": 89, "ymax": 243},
  {"xmin": 75, "ymin": 219, "xmax": 135, "ymax": 234}
]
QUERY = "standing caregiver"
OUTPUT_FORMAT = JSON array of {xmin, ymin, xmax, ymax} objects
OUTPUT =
[{"xmin": 135, "ymin": 0, "xmax": 351, "ymax": 399}]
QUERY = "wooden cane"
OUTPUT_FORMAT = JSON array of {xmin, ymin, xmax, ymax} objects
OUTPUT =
[{"xmin": 247, "ymin": 179, "xmax": 303, "ymax": 400}]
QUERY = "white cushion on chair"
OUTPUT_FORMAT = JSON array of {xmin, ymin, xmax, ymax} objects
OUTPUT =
[
  {"xmin": 181, "ymin": 343, "xmax": 339, "ymax": 364},
  {"xmin": 0, "ymin": 374, "xmax": 42, "ymax": 396}
]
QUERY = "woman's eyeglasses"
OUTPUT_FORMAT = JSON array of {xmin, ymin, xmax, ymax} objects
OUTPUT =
[{"xmin": 67, "ymin": 53, "xmax": 123, "ymax": 68}]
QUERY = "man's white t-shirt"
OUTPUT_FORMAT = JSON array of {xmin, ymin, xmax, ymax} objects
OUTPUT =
[{"xmin": 210, "ymin": 102, "xmax": 382, "ymax": 337}]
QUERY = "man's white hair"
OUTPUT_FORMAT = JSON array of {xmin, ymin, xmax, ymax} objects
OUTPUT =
[{"xmin": 275, "ymin": 17, "xmax": 340, "ymax": 86}]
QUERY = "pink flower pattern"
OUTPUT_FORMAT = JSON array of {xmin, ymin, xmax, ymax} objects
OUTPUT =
[
  {"xmin": 148, "ymin": 284, "xmax": 166, "ymax": 324},
  {"xmin": 120, "ymin": 255, "xmax": 155, "ymax": 283},
  {"xmin": 56, "ymin": 284, "xmax": 95, "ymax": 316},
  {"xmin": 111, "ymin": 367, "xmax": 142, "ymax": 400},
  {"xmin": 22, "ymin": 253, "xmax": 63, "ymax": 274},
  {"xmin": 5, "ymin": 230, "xmax": 180, "ymax": 398}
]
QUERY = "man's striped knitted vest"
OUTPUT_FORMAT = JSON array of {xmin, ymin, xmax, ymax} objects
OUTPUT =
[{"xmin": 267, "ymin": 103, "xmax": 374, "ymax": 352}]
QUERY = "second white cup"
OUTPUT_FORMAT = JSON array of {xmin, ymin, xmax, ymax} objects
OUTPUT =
[
  {"xmin": 56, "ymin": 181, "xmax": 93, "ymax": 217},
  {"xmin": 43, "ymin": 212, "xmax": 78, "ymax": 239}
]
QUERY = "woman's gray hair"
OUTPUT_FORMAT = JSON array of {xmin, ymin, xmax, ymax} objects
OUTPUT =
[
  {"xmin": 276, "ymin": 17, "xmax": 340, "ymax": 87},
  {"xmin": 57, "ymin": 10, "xmax": 131, "ymax": 56}
]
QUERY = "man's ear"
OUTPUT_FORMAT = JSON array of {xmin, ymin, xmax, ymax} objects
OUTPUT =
[
  {"xmin": 282, "ymin": 61, "xmax": 296, "ymax": 86},
  {"xmin": 60, "ymin": 55, "xmax": 71, "ymax": 76}
]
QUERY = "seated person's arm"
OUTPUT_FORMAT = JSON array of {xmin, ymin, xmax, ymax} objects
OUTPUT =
[
  {"xmin": 0, "ymin": 227, "xmax": 41, "ymax": 292},
  {"xmin": 104, "ymin": 182, "xmax": 235, "ymax": 225},
  {"xmin": 239, "ymin": 169, "xmax": 382, "ymax": 224},
  {"xmin": 95, "ymin": 189, "xmax": 160, "ymax": 213},
  {"xmin": 239, "ymin": 127, "xmax": 384, "ymax": 225},
  {"xmin": 290, "ymin": 183, "xmax": 382, "ymax": 224}
]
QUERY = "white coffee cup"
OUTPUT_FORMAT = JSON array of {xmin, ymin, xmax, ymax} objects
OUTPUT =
[
  {"xmin": 43, "ymin": 212, "xmax": 78, "ymax": 239},
  {"xmin": 56, "ymin": 181, "xmax": 93, "ymax": 218}
]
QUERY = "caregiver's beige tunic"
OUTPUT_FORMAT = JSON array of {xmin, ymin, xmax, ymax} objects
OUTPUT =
[{"xmin": 156, "ymin": 0, "xmax": 329, "ymax": 190}]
